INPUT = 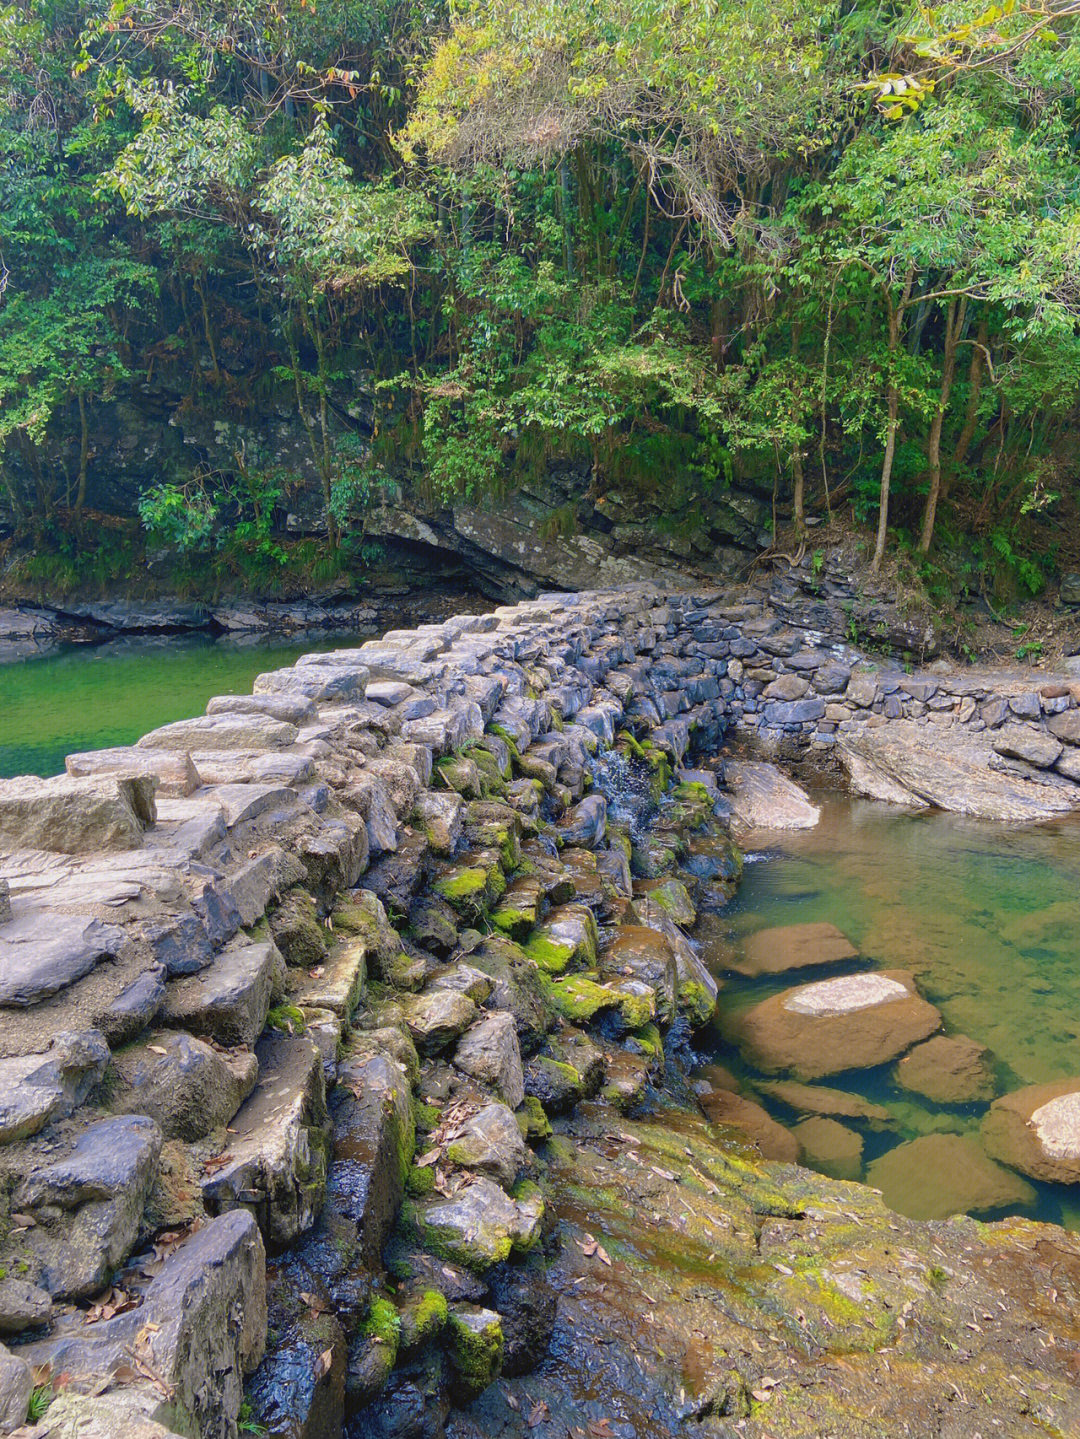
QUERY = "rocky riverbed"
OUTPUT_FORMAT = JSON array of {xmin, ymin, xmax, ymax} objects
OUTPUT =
[{"xmin": 2, "ymin": 582, "xmax": 1080, "ymax": 1439}]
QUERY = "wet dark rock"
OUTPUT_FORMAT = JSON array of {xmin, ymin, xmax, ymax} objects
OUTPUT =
[
  {"xmin": 329, "ymin": 1047, "xmax": 413, "ymax": 1270},
  {"xmin": 246, "ymin": 1260, "xmax": 347, "ymax": 1439}
]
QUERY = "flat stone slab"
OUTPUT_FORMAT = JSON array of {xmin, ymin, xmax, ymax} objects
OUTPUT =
[
  {"xmin": 756, "ymin": 1080, "xmax": 894, "ymax": 1127},
  {"xmin": 138, "ymin": 713, "xmax": 298, "ymax": 752},
  {"xmin": 66, "ymin": 746, "xmax": 201, "ymax": 796},
  {"xmin": 160, "ymin": 936, "xmax": 284, "ymax": 1047},
  {"xmin": 202, "ymin": 1032, "xmax": 330, "ymax": 1247},
  {"xmin": 727, "ymin": 969, "xmax": 941, "ymax": 1080},
  {"xmin": 839, "ymin": 720, "xmax": 1080, "ymax": 821},
  {"xmin": 724, "ymin": 760, "xmax": 820, "ymax": 832},
  {"xmin": 867, "ymin": 1133, "xmax": 1036, "ymax": 1220},
  {"xmin": 982, "ymin": 1078, "xmax": 1080, "ymax": 1184},
  {"xmin": 731, "ymin": 921, "xmax": 859, "ymax": 978},
  {"xmin": 893, "ymin": 1033, "xmax": 996, "ymax": 1104},
  {"xmin": 0, "ymin": 911, "xmax": 127, "ymax": 1008},
  {"xmin": 0, "ymin": 773, "xmax": 155, "ymax": 853}
]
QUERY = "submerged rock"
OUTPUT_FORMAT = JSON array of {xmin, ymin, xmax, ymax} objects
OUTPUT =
[
  {"xmin": 756, "ymin": 1079, "xmax": 894, "ymax": 1127},
  {"xmin": 729, "ymin": 970, "xmax": 941, "ymax": 1080},
  {"xmin": 893, "ymin": 1033, "xmax": 997, "ymax": 1104},
  {"xmin": 791, "ymin": 1115, "xmax": 864, "ymax": 1180},
  {"xmin": 729, "ymin": 920, "xmax": 859, "ymax": 977},
  {"xmin": 867, "ymin": 1133, "xmax": 1036, "ymax": 1220},
  {"xmin": 983, "ymin": 1078, "xmax": 1080, "ymax": 1183},
  {"xmin": 698, "ymin": 1087, "xmax": 800, "ymax": 1163}
]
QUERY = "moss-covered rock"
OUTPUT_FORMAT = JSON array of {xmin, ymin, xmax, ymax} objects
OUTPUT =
[
  {"xmin": 446, "ymin": 1305, "xmax": 503, "ymax": 1398},
  {"xmin": 269, "ymin": 887, "xmax": 328, "ymax": 968}
]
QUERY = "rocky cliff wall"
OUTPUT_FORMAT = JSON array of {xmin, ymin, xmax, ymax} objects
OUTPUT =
[{"xmin": 3, "ymin": 584, "xmax": 1080, "ymax": 1437}]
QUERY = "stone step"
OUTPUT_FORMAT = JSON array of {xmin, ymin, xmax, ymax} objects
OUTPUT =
[
  {"xmin": 161, "ymin": 934, "xmax": 285, "ymax": 1048},
  {"xmin": 201, "ymin": 1031, "xmax": 330, "ymax": 1248}
]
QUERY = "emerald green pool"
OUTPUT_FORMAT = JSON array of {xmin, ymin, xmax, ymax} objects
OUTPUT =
[
  {"xmin": 0, "ymin": 631, "xmax": 371, "ymax": 779},
  {"xmin": 702, "ymin": 793, "xmax": 1080, "ymax": 1228}
]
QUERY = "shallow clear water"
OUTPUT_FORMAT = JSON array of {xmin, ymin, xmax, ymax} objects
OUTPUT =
[
  {"xmin": 701, "ymin": 792, "xmax": 1080, "ymax": 1228},
  {"xmin": 0, "ymin": 630, "xmax": 373, "ymax": 779}
]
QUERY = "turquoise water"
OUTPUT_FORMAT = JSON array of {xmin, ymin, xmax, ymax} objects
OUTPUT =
[
  {"xmin": 0, "ymin": 631, "xmax": 371, "ymax": 779},
  {"xmin": 701, "ymin": 793, "xmax": 1080, "ymax": 1227}
]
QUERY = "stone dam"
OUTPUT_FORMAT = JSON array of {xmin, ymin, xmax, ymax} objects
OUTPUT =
[{"xmin": 4, "ymin": 584, "xmax": 1080, "ymax": 1437}]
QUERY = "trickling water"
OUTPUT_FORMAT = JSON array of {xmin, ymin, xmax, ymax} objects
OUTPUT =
[
  {"xmin": 589, "ymin": 748, "xmax": 658, "ymax": 840},
  {"xmin": 698, "ymin": 791, "xmax": 1080, "ymax": 1228}
]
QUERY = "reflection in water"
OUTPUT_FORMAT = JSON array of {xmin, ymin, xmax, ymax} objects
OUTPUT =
[{"xmin": 701, "ymin": 793, "xmax": 1080, "ymax": 1227}]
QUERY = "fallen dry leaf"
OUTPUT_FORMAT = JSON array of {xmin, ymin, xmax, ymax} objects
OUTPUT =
[{"xmin": 314, "ymin": 1347, "xmax": 334, "ymax": 1379}]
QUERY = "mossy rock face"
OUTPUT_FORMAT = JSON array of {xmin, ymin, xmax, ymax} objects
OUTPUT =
[
  {"xmin": 437, "ymin": 754, "xmax": 484, "ymax": 799},
  {"xmin": 636, "ymin": 877, "xmax": 697, "ymax": 928},
  {"xmin": 518, "ymin": 1094, "xmax": 553, "ymax": 1141},
  {"xmin": 270, "ymin": 887, "xmax": 328, "ymax": 968},
  {"xmin": 470, "ymin": 746, "xmax": 509, "ymax": 797},
  {"xmin": 524, "ymin": 905, "xmax": 597, "ymax": 975},
  {"xmin": 331, "ymin": 892, "xmax": 400, "ymax": 975},
  {"xmin": 668, "ymin": 781, "xmax": 715, "ymax": 830},
  {"xmin": 398, "ymin": 1288, "xmax": 448, "ymax": 1352},
  {"xmin": 446, "ymin": 1305, "xmax": 504, "ymax": 1398},
  {"xmin": 408, "ymin": 1178, "xmax": 543, "ymax": 1271},
  {"xmin": 433, "ymin": 853, "xmax": 506, "ymax": 921}
]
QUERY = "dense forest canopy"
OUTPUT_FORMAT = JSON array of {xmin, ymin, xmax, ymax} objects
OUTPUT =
[{"xmin": 3, "ymin": 0, "xmax": 1080, "ymax": 600}]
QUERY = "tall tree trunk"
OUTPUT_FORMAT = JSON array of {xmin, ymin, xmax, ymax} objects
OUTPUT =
[
  {"xmin": 792, "ymin": 446, "xmax": 805, "ymax": 536},
  {"xmin": 918, "ymin": 296, "xmax": 965, "ymax": 554},
  {"xmin": 74, "ymin": 390, "xmax": 89, "ymax": 522},
  {"xmin": 952, "ymin": 318, "xmax": 989, "ymax": 469},
  {"xmin": 871, "ymin": 267, "xmax": 915, "ymax": 573}
]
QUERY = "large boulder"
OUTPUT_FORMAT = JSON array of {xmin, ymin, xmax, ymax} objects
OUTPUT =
[
  {"xmin": 728, "ymin": 970, "xmax": 941, "ymax": 1080},
  {"xmin": 160, "ymin": 935, "xmax": 285, "ymax": 1048},
  {"xmin": 452, "ymin": 1011, "xmax": 525, "ymax": 1110},
  {"xmin": 0, "ymin": 773, "xmax": 155, "ymax": 853},
  {"xmin": 446, "ymin": 1102, "xmax": 529, "ymax": 1188},
  {"xmin": 21, "ymin": 1210, "xmax": 266, "ymax": 1439},
  {"xmin": 15, "ymin": 1115, "xmax": 162, "ymax": 1300},
  {"xmin": 723, "ymin": 761, "xmax": 820, "ymax": 832},
  {"xmin": 112, "ymin": 1031, "xmax": 259, "ymax": 1141},
  {"xmin": 983, "ymin": 1078, "xmax": 1080, "ymax": 1184},
  {"xmin": 839, "ymin": 720, "xmax": 1080, "ymax": 821},
  {"xmin": 411, "ymin": 1177, "xmax": 543, "ymax": 1271}
]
